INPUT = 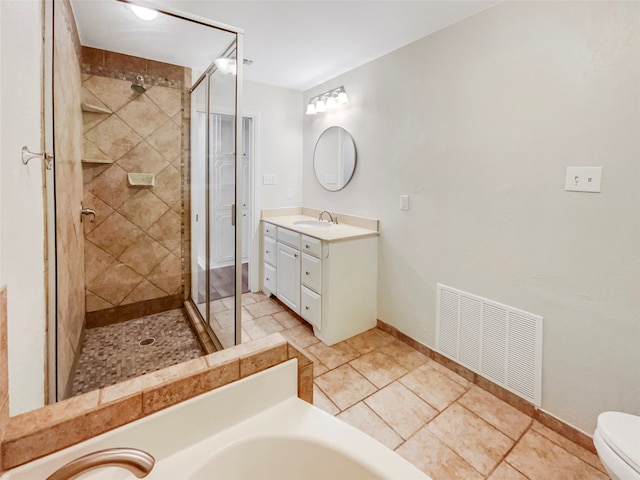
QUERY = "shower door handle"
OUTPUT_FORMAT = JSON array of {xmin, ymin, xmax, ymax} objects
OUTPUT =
[
  {"xmin": 231, "ymin": 204, "xmax": 235, "ymax": 226},
  {"xmin": 80, "ymin": 202, "xmax": 96, "ymax": 223}
]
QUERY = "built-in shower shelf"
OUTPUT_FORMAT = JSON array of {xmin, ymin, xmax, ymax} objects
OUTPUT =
[
  {"xmin": 81, "ymin": 103, "xmax": 112, "ymax": 114},
  {"xmin": 128, "ymin": 172, "xmax": 155, "ymax": 187},
  {"xmin": 82, "ymin": 158, "xmax": 113, "ymax": 164}
]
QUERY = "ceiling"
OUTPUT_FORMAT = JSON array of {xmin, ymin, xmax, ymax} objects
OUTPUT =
[{"xmin": 72, "ymin": 0, "xmax": 500, "ymax": 91}]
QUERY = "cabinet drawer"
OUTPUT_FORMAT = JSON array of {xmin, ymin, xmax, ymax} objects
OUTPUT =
[
  {"xmin": 301, "ymin": 235, "xmax": 322, "ymax": 258},
  {"xmin": 263, "ymin": 222, "xmax": 277, "ymax": 240},
  {"xmin": 301, "ymin": 253, "xmax": 322, "ymax": 294},
  {"xmin": 263, "ymin": 262, "xmax": 276, "ymax": 294},
  {"xmin": 301, "ymin": 285, "xmax": 321, "ymax": 329},
  {"xmin": 264, "ymin": 237, "xmax": 277, "ymax": 267},
  {"xmin": 277, "ymin": 227, "xmax": 300, "ymax": 249}
]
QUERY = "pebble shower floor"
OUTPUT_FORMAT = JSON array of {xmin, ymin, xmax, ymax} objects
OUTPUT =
[{"xmin": 70, "ymin": 308, "xmax": 204, "ymax": 396}]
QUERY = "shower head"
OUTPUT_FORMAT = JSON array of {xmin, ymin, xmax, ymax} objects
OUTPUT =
[{"xmin": 131, "ymin": 75, "xmax": 146, "ymax": 94}]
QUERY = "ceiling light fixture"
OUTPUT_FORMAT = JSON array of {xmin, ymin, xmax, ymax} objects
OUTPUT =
[
  {"xmin": 305, "ymin": 86, "xmax": 349, "ymax": 116},
  {"xmin": 213, "ymin": 58, "xmax": 253, "ymax": 76},
  {"xmin": 214, "ymin": 57, "xmax": 237, "ymax": 75},
  {"xmin": 130, "ymin": 5, "xmax": 159, "ymax": 21}
]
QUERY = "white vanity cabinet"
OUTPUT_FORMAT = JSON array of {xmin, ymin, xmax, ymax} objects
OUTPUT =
[{"xmin": 261, "ymin": 219, "xmax": 378, "ymax": 346}]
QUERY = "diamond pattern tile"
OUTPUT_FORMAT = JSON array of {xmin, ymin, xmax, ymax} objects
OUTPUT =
[
  {"xmin": 147, "ymin": 119, "xmax": 181, "ymax": 161},
  {"xmin": 86, "ymin": 163, "xmax": 136, "ymax": 210},
  {"xmin": 119, "ymin": 189, "xmax": 169, "ymax": 231},
  {"xmin": 117, "ymin": 140, "xmax": 170, "ymax": 174},
  {"xmin": 117, "ymin": 94, "xmax": 168, "ymax": 138},
  {"xmin": 146, "ymin": 85, "xmax": 182, "ymax": 117},
  {"xmin": 118, "ymin": 234, "xmax": 170, "ymax": 277},
  {"xmin": 86, "ymin": 212, "xmax": 144, "ymax": 258},
  {"xmin": 83, "ymin": 75, "xmax": 137, "ymax": 112},
  {"xmin": 81, "ymin": 73, "xmax": 184, "ymax": 313},
  {"xmin": 84, "ymin": 115, "xmax": 142, "ymax": 161}
]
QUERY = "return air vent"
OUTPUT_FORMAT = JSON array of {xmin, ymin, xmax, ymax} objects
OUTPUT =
[{"xmin": 436, "ymin": 284, "xmax": 543, "ymax": 405}]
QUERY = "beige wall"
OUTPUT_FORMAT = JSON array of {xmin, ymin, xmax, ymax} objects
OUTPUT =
[
  {"xmin": 81, "ymin": 58, "xmax": 184, "ymax": 314},
  {"xmin": 54, "ymin": 0, "xmax": 85, "ymax": 401},
  {"xmin": 303, "ymin": 1, "xmax": 640, "ymax": 433},
  {"xmin": 0, "ymin": 0, "xmax": 47, "ymax": 415},
  {"xmin": 244, "ymin": 80, "xmax": 303, "ymax": 289}
]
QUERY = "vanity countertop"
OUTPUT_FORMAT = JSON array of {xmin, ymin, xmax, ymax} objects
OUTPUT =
[{"xmin": 262, "ymin": 215, "xmax": 379, "ymax": 242}]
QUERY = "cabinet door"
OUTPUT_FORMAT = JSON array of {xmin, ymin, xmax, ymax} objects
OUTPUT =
[{"xmin": 276, "ymin": 242, "xmax": 301, "ymax": 314}]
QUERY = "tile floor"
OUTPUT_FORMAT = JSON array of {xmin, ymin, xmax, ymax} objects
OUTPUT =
[
  {"xmin": 220, "ymin": 293, "xmax": 610, "ymax": 480},
  {"xmin": 71, "ymin": 308, "xmax": 204, "ymax": 396}
]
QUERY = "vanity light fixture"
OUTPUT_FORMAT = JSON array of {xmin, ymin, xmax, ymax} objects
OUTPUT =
[
  {"xmin": 130, "ymin": 5, "xmax": 159, "ymax": 21},
  {"xmin": 305, "ymin": 86, "xmax": 349, "ymax": 115},
  {"xmin": 306, "ymin": 100, "xmax": 317, "ymax": 115},
  {"xmin": 315, "ymin": 96, "xmax": 327, "ymax": 113}
]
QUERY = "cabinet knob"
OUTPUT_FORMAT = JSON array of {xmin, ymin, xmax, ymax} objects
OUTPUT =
[
  {"xmin": 305, "ymin": 244, "xmax": 310, "ymax": 248},
  {"xmin": 305, "ymin": 306, "xmax": 310, "ymax": 310},
  {"xmin": 266, "ymin": 277, "xmax": 270, "ymax": 281},
  {"xmin": 305, "ymin": 271, "xmax": 310, "ymax": 275},
  {"xmin": 266, "ymin": 250, "xmax": 269, "ymax": 254},
  {"xmin": 294, "ymin": 253, "xmax": 298, "ymax": 258}
]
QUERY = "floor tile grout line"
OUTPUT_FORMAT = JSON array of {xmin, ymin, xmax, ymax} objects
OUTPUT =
[
  {"xmin": 525, "ymin": 423, "xmax": 606, "ymax": 475},
  {"xmin": 491, "ymin": 418, "xmax": 535, "ymax": 479}
]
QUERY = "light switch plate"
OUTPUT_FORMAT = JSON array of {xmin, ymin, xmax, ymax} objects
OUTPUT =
[
  {"xmin": 400, "ymin": 195, "xmax": 409, "ymax": 211},
  {"xmin": 565, "ymin": 167, "xmax": 602, "ymax": 193},
  {"xmin": 263, "ymin": 174, "xmax": 277, "ymax": 185}
]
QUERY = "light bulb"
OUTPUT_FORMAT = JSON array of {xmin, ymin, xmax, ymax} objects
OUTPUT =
[
  {"xmin": 337, "ymin": 89, "xmax": 349, "ymax": 104},
  {"xmin": 326, "ymin": 95, "xmax": 337, "ymax": 110},
  {"xmin": 130, "ymin": 5, "xmax": 159, "ymax": 21},
  {"xmin": 315, "ymin": 97, "xmax": 327, "ymax": 113},
  {"xmin": 306, "ymin": 101, "xmax": 317, "ymax": 115}
]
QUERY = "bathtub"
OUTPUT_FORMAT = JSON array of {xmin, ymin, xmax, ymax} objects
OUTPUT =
[{"xmin": 3, "ymin": 360, "xmax": 430, "ymax": 479}]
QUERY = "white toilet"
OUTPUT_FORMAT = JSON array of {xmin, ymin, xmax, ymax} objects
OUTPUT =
[{"xmin": 594, "ymin": 411, "xmax": 640, "ymax": 480}]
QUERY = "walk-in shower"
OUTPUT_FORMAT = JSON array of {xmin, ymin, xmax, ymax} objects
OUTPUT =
[{"xmin": 45, "ymin": 0, "xmax": 245, "ymax": 403}]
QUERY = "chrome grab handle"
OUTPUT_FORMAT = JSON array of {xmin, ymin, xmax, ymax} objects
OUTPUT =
[
  {"xmin": 22, "ymin": 146, "xmax": 54, "ymax": 170},
  {"xmin": 46, "ymin": 448, "xmax": 155, "ymax": 480},
  {"xmin": 80, "ymin": 202, "xmax": 96, "ymax": 223}
]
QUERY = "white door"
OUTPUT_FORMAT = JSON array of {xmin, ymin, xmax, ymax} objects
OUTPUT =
[{"xmin": 210, "ymin": 114, "xmax": 251, "ymax": 268}]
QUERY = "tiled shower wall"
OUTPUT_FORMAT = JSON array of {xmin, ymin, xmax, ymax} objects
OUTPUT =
[
  {"xmin": 54, "ymin": 0, "xmax": 85, "ymax": 398},
  {"xmin": 80, "ymin": 48, "xmax": 187, "ymax": 320}
]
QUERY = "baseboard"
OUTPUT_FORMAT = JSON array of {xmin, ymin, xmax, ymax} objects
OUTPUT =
[
  {"xmin": 85, "ymin": 294, "xmax": 184, "ymax": 329},
  {"xmin": 376, "ymin": 319, "xmax": 597, "ymax": 454}
]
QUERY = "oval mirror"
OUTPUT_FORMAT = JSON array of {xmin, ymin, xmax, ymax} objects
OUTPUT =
[{"xmin": 313, "ymin": 126, "xmax": 357, "ymax": 191}]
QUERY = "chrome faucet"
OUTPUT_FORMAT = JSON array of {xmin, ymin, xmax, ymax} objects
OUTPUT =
[
  {"xmin": 46, "ymin": 448, "xmax": 155, "ymax": 480},
  {"xmin": 318, "ymin": 210, "xmax": 336, "ymax": 223}
]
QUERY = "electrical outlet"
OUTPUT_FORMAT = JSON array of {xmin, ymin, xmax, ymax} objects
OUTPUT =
[
  {"xmin": 400, "ymin": 195, "xmax": 409, "ymax": 211},
  {"xmin": 565, "ymin": 167, "xmax": 602, "ymax": 193},
  {"xmin": 263, "ymin": 174, "xmax": 277, "ymax": 185},
  {"xmin": 286, "ymin": 188, "xmax": 293, "ymax": 200}
]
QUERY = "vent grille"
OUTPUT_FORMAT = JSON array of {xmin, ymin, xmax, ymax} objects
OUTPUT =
[{"xmin": 436, "ymin": 284, "xmax": 543, "ymax": 405}]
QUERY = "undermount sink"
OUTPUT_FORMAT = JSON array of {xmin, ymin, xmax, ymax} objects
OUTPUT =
[{"xmin": 293, "ymin": 220, "xmax": 333, "ymax": 229}]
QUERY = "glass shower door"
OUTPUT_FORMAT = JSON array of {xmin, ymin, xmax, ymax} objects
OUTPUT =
[{"xmin": 190, "ymin": 39, "xmax": 243, "ymax": 349}]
